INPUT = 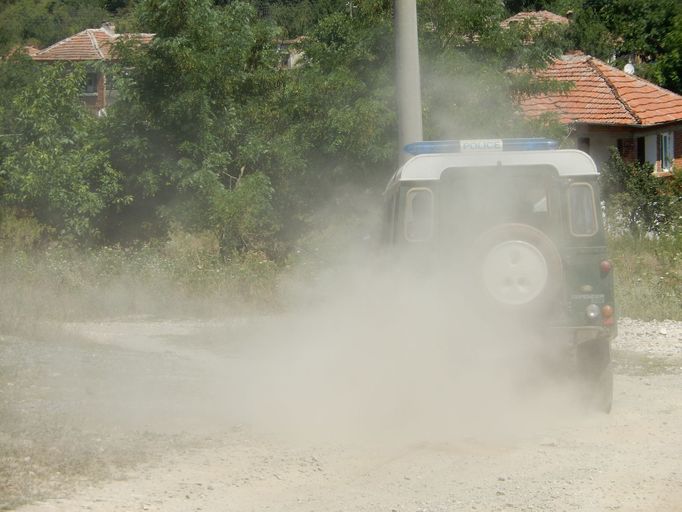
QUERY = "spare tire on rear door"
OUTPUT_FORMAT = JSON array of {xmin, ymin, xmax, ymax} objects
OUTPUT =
[{"xmin": 472, "ymin": 223, "xmax": 563, "ymax": 312}]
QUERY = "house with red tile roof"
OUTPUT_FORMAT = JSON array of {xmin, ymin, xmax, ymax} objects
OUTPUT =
[
  {"xmin": 520, "ymin": 52, "xmax": 682, "ymax": 175},
  {"xmin": 30, "ymin": 23, "xmax": 153, "ymax": 114}
]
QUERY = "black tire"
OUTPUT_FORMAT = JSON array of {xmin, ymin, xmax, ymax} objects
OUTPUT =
[
  {"xmin": 576, "ymin": 338, "xmax": 614, "ymax": 413},
  {"xmin": 472, "ymin": 223, "xmax": 563, "ymax": 313}
]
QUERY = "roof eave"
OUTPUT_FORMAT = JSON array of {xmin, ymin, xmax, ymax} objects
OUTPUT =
[
  {"xmin": 32, "ymin": 56, "xmax": 108, "ymax": 62},
  {"xmin": 568, "ymin": 119, "xmax": 682, "ymax": 129}
]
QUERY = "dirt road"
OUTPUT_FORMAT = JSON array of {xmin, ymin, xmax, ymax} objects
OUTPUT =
[{"xmin": 2, "ymin": 317, "xmax": 682, "ymax": 512}]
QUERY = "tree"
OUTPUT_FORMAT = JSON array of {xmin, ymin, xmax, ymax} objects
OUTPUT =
[
  {"xmin": 254, "ymin": 0, "xmax": 572, "ymax": 255},
  {"xmin": 651, "ymin": 12, "xmax": 682, "ymax": 94},
  {"xmin": 103, "ymin": 0, "xmax": 134, "ymax": 12},
  {"xmin": 417, "ymin": 0, "xmax": 571, "ymax": 139},
  {"xmin": 570, "ymin": 0, "xmax": 681, "ymax": 63},
  {"xmin": 253, "ymin": 0, "xmax": 346, "ymax": 38},
  {"xmin": 504, "ymin": 0, "xmax": 581, "ymax": 14},
  {"xmin": 0, "ymin": 0, "xmax": 576, "ymax": 252},
  {"xmin": 0, "ymin": 61, "xmax": 123, "ymax": 239},
  {"xmin": 0, "ymin": 0, "xmax": 111, "ymax": 54},
  {"xmin": 104, "ymin": 0, "xmax": 290, "ymax": 253}
]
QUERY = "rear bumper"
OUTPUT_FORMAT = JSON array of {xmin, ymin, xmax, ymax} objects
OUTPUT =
[{"xmin": 549, "ymin": 325, "xmax": 617, "ymax": 345}]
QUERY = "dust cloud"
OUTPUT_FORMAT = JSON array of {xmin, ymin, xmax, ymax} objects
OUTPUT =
[
  {"xmin": 0, "ymin": 192, "xmax": 592, "ymax": 510},
  {"xmin": 2, "ymin": 193, "xmax": 584, "ymax": 456},
  {"xmin": 204, "ymin": 253, "xmax": 582, "ymax": 446},
  {"xmin": 174, "ymin": 180, "xmax": 584, "ymax": 446}
]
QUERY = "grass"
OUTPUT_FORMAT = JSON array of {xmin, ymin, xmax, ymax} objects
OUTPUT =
[
  {"xmin": 1, "ymin": 206, "xmax": 680, "ymax": 335},
  {"xmin": 609, "ymin": 234, "xmax": 682, "ymax": 321},
  {"xmin": 0, "ymin": 229, "xmax": 280, "ymax": 338}
]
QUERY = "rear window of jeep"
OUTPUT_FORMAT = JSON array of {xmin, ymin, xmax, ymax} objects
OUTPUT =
[{"xmin": 568, "ymin": 183, "xmax": 598, "ymax": 236}]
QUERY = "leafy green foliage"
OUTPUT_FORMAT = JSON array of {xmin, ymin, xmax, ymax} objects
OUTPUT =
[
  {"xmin": 0, "ymin": 0, "xmax": 110, "ymax": 54},
  {"xmin": 651, "ymin": 12, "xmax": 682, "ymax": 93},
  {"xmin": 103, "ymin": 0, "xmax": 134, "ymax": 13},
  {"xmin": 600, "ymin": 149, "xmax": 678, "ymax": 238},
  {"xmin": 567, "ymin": 0, "xmax": 682, "ymax": 72},
  {"xmin": 0, "ymin": 0, "xmax": 575, "ymax": 253},
  {"xmin": 0, "ymin": 0, "xmax": 677, "ymax": 269},
  {"xmin": 210, "ymin": 172, "xmax": 279, "ymax": 255},
  {"xmin": 0, "ymin": 207, "xmax": 50, "ymax": 251},
  {"xmin": 417, "ymin": 0, "xmax": 570, "ymax": 139},
  {"xmin": 0, "ymin": 0, "xmax": 679, "ymax": 318},
  {"xmin": 566, "ymin": 7, "xmax": 616, "ymax": 61},
  {"xmin": 503, "ymin": 0, "xmax": 682, "ymax": 93},
  {"xmin": 256, "ymin": 0, "xmax": 346, "ymax": 38},
  {"xmin": 289, "ymin": 6, "xmax": 396, "ymax": 164},
  {"xmin": 103, "ymin": 0, "xmax": 288, "ymax": 251},
  {"xmin": 0, "ymin": 62, "xmax": 123, "ymax": 239},
  {"xmin": 583, "ymin": 0, "xmax": 680, "ymax": 60},
  {"xmin": 504, "ymin": 0, "xmax": 580, "ymax": 14}
]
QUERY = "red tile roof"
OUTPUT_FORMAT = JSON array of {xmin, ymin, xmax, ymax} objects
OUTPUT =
[
  {"xmin": 23, "ymin": 46, "xmax": 40, "ymax": 57},
  {"xmin": 32, "ymin": 27, "xmax": 153, "ymax": 62},
  {"xmin": 501, "ymin": 10, "xmax": 570, "ymax": 29},
  {"xmin": 520, "ymin": 53, "xmax": 682, "ymax": 127}
]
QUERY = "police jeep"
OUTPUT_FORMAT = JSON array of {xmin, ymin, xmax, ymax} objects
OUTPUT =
[{"xmin": 382, "ymin": 138, "xmax": 616, "ymax": 412}]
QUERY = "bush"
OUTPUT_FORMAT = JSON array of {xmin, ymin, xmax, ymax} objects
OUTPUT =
[
  {"xmin": 600, "ymin": 149, "xmax": 678, "ymax": 237},
  {"xmin": 0, "ymin": 208, "xmax": 50, "ymax": 252},
  {"xmin": 209, "ymin": 172, "xmax": 280, "ymax": 257}
]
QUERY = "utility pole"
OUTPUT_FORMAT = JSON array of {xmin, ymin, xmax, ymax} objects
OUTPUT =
[{"xmin": 394, "ymin": 0, "xmax": 423, "ymax": 164}]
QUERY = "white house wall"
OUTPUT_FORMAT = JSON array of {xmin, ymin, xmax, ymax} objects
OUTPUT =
[
  {"xmin": 573, "ymin": 126, "xmax": 682, "ymax": 172},
  {"xmin": 592, "ymin": 133, "xmax": 618, "ymax": 170},
  {"xmin": 574, "ymin": 129, "xmax": 626, "ymax": 170}
]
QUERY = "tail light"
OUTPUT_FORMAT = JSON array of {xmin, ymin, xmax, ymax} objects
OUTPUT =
[
  {"xmin": 600, "ymin": 260, "xmax": 612, "ymax": 274},
  {"xmin": 602, "ymin": 304, "xmax": 614, "ymax": 326}
]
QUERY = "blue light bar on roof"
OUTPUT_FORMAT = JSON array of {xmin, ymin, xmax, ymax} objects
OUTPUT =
[{"xmin": 404, "ymin": 138, "xmax": 559, "ymax": 155}]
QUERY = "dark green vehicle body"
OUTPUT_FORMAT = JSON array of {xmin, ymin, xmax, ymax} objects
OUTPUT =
[{"xmin": 384, "ymin": 146, "xmax": 616, "ymax": 411}]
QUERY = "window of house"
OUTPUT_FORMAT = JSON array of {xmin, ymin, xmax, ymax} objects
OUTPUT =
[
  {"xmin": 659, "ymin": 132, "xmax": 674, "ymax": 171},
  {"xmin": 84, "ymin": 73, "xmax": 98, "ymax": 94},
  {"xmin": 404, "ymin": 188, "xmax": 433, "ymax": 242},
  {"xmin": 617, "ymin": 138, "xmax": 635, "ymax": 160},
  {"xmin": 568, "ymin": 183, "xmax": 598, "ymax": 237},
  {"xmin": 636, "ymin": 137, "xmax": 645, "ymax": 164}
]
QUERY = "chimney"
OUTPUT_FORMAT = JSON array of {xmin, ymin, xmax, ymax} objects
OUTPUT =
[{"xmin": 101, "ymin": 22, "xmax": 116, "ymax": 36}]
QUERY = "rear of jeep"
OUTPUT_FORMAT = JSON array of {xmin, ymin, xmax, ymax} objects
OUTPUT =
[{"xmin": 383, "ymin": 139, "xmax": 616, "ymax": 412}]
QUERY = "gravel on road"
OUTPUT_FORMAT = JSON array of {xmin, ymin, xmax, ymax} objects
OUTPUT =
[{"xmin": 2, "ymin": 317, "xmax": 682, "ymax": 512}]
